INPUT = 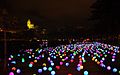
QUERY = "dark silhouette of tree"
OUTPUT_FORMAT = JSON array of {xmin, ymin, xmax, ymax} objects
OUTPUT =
[{"xmin": 89, "ymin": 0, "xmax": 120, "ymax": 33}]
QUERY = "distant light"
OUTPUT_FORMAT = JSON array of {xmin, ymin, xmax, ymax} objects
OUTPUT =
[
  {"xmin": 22, "ymin": 58, "xmax": 25, "ymax": 63},
  {"xmin": 29, "ymin": 64, "xmax": 33, "ymax": 67},
  {"xmin": 107, "ymin": 66, "xmax": 111, "ymax": 70},
  {"xmin": 43, "ymin": 67, "xmax": 47, "ymax": 71},
  {"xmin": 113, "ymin": 68, "xmax": 117, "ymax": 72},
  {"xmin": 16, "ymin": 69, "xmax": 21, "ymax": 74},
  {"xmin": 65, "ymin": 63, "xmax": 69, "ymax": 66},
  {"xmin": 27, "ymin": 19, "xmax": 35, "ymax": 29},
  {"xmin": 11, "ymin": 61, "xmax": 16, "ymax": 64},
  {"xmin": 84, "ymin": 71, "xmax": 88, "ymax": 75},
  {"xmin": 17, "ymin": 54, "xmax": 20, "ymax": 56},
  {"xmin": 12, "ymin": 67, "xmax": 16, "ymax": 71},
  {"xmin": 80, "ymin": 66, "xmax": 83, "ymax": 69},
  {"xmin": 77, "ymin": 67, "xmax": 81, "ymax": 71},
  {"xmin": 38, "ymin": 69, "xmax": 42, "ymax": 73},
  {"xmin": 9, "ymin": 72, "xmax": 14, "ymax": 75},
  {"xmin": 29, "ymin": 56, "xmax": 31, "ymax": 59},
  {"xmin": 112, "ymin": 59, "xmax": 115, "ymax": 62},
  {"xmin": 51, "ymin": 71, "xmax": 56, "ymax": 75},
  {"xmin": 60, "ymin": 62, "xmax": 63, "ymax": 65},
  {"xmin": 51, "ymin": 62, "xmax": 54, "ymax": 66},
  {"xmin": 68, "ymin": 73, "xmax": 72, "ymax": 75},
  {"xmin": 48, "ymin": 67, "xmax": 52, "ymax": 71},
  {"xmin": 56, "ymin": 66, "xmax": 60, "ymax": 70}
]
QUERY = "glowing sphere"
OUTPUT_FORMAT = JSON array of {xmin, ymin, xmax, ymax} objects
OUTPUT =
[
  {"xmin": 107, "ymin": 66, "xmax": 111, "ymax": 70},
  {"xmin": 119, "ymin": 71, "xmax": 120, "ymax": 74},
  {"xmin": 38, "ymin": 69, "xmax": 42, "ymax": 73},
  {"xmin": 43, "ymin": 63, "xmax": 46, "ymax": 66},
  {"xmin": 60, "ymin": 56, "xmax": 62, "ymax": 58},
  {"xmin": 17, "ymin": 54, "xmax": 20, "ymax": 56},
  {"xmin": 68, "ymin": 73, "xmax": 72, "ymax": 75},
  {"xmin": 9, "ymin": 72, "xmax": 14, "ymax": 75},
  {"xmin": 77, "ymin": 64, "xmax": 80, "ymax": 67},
  {"xmin": 112, "ymin": 59, "xmax": 115, "ymax": 62},
  {"xmin": 51, "ymin": 71, "xmax": 56, "ymax": 75},
  {"xmin": 80, "ymin": 66, "xmax": 83, "ymax": 69},
  {"xmin": 56, "ymin": 66, "xmax": 60, "ymax": 70},
  {"xmin": 43, "ymin": 67, "xmax": 47, "ymax": 71},
  {"xmin": 83, "ymin": 60, "xmax": 86, "ymax": 63},
  {"xmin": 11, "ymin": 61, "xmax": 16, "ymax": 64},
  {"xmin": 32, "ymin": 55, "xmax": 34, "ymax": 57},
  {"xmin": 51, "ymin": 62, "xmax": 54, "ymax": 66},
  {"xmin": 84, "ymin": 71, "xmax": 88, "ymax": 75},
  {"xmin": 95, "ymin": 59, "xmax": 97, "ymax": 62},
  {"xmin": 113, "ymin": 68, "xmax": 117, "ymax": 72},
  {"xmin": 65, "ymin": 63, "xmax": 69, "ymax": 66},
  {"xmin": 112, "ymin": 56, "xmax": 115, "ymax": 59},
  {"xmin": 77, "ymin": 67, "xmax": 81, "ymax": 71},
  {"xmin": 62, "ymin": 59, "xmax": 65, "ymax": 61},
  {"xmin": 29, "ymin": 64, "xmax": 33, "ymax": 67},
  {"xmin": 48, "ymin": 67, "xmax": 52, "ymax": 71},
  {"xmin": 34, "ymin": 60, "xmax": 37, "ymax": 63},
  {"xmin": 22, "ymin": 58, "xmax": 25, "ymax": 63},
  {"xmin": 60, "ymin": 62, "xmax": 63, "ymax": 65},
  {"xmin": 54, "ymin": 56, "xmax": 56, "ymax": 59},
  {"xmin": 12, "ymin": 67, "xmax": 16, "ymax": 71},
  {"xmin": 16, "ymin": 69, "xmax": 21, "ymax": 74},
  {"xmin": 8, "ymin": 58, "xmax": 12, "ymax": 61},
  {"xmin": 70, "ymin": 60, "xmax": 74, "ymax": 63},
  {"xmin": 102, "ymin": 58, "xmax": 105, "ymax": 61},
  {"xmin": 29, "ymin": 56, "xmax": 31, "ymax": 59}
]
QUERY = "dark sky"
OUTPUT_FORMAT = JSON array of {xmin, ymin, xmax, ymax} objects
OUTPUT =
[{"xmin": 1, "ymin": 0, "xmax": 95, "ymax": 31}]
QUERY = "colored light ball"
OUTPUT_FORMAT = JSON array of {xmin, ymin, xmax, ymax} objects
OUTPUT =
[
  {"xmin": 29, "ymin": 56, "xmax": 31, "ymax": 59},
  {"xmin": 34, "ymin": 60, "xmax": 37, "ymax": 63},
  {"xmin": 43, "ymin": 67, "xmax": 47, "ymax": 71},
  {"xmin": 48, "ymin": 67, "xmax": 52, "ymax": 71},
  {"xmin": 51, "ymin": 71, "xmax": 56, "ymax": 75},
  {"xmin": 112, "ymin": 59, "xmax": 115, "ymax": 62},
  {"xmin": 16, "ymin": 69, "xmax": 21, "ymax": 74},
  {"xmin": 77, "ymin": 67, "xmax": 81, "ymax": 71},
  {"xmin": 112, "ymin": 56, "xmax": 115, "ymax": 59},
  {"xmin": 29, "ymin": 64, "xmax": 33, "ymax": 67},
  {"xmin": 70, "ymin": 60, "xmax": 74, "ymax": 63},
  {"xmin": 77, "ymin": 64, "xmax": 80, "ymax": 67},
  {"xmin": 12, "ymin": 67, "xmax": 16, "ymax": 71},
  {"xmin": 83, "ymin": 60, "xmax": 86, "ymax": 63},
  {"xmin": 84, "ymin": 71, "xmax": 88, "ymax": 75},
  {"xmin": 60, "ymin": 62, "xmax": 63, "ymax": 65},
  {"xmin": 80, "ymin": 66, "xmax": 83, "ymax": 69},
  {"xmin": 119, "ymin": 71, "xmax": 120, "ymax": 74},
  {"xmin": 22, "ymin": 58, "xmax": 25, "ymax": 63},
  {"xmin": 56, "ymin": 66, "xmax": 60, "ymax": 70},
  {"xmin": 68, "ymin": 73, "xmax": 72, "ymax": 75},
  {"xmin": 8, "ymin": 58, "xmax": 12, "ymax": 61},
  {"xmin": 9, "ymin": 72, "xmax": 14, "ymax": 75},
  {"xmin": 38, "ymin": 69, "xmax": 42, "ymax": 73},
  {"xmin": 43, "ymin": 63, "xmax": 46, "ymax": 66},
  {"xmin": 17, "ymin": 54, "xmax": 20, "ymax": 56},
  {"xmin": 30, "ymin": 62, "xmax": 34, "ymax": 65},
  {"xmin": 51, "ymin": 62, "xmax": 54, "ymax": 66},
  {"xmin": 107, "ymin": 66, "xmax": 111, "ymax": 70},
  {"xmin": 65, "ymin": 63, "xmax": 69, "ymax": 66},
  {"xmin": 113, "ymin": 68, "xmax": 117, "ymax": 72}
]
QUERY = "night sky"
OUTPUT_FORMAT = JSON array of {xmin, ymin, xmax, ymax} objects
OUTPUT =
[{"xmin": 0, "ymin": 0, "xmax": 95, "ymax": 31}]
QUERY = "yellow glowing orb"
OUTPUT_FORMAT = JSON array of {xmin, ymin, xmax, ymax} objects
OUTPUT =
[{"xmin": 27, "ymin": 19, "xmax": 35, "ymax": 29}]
